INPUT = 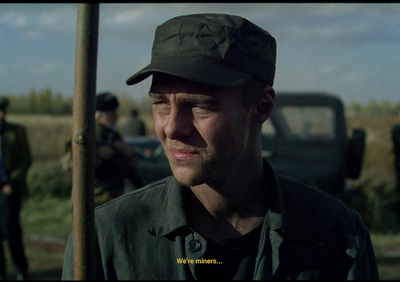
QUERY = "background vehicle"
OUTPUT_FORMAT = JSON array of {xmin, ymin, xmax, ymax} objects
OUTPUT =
[
  {"xmin": 261, "ymin": 92, "xmax": 365, "ymax": 197},
  {"xmin": 125, "ymin": 136, "xmax": 171, "ymax": 187},
  {"xmin": 126, "ymin": 92, "xmax": 366, "ymax": 198}
]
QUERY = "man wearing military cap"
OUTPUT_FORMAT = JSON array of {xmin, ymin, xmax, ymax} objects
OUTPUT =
[
  {"xmin": 63, "ymin": 13, "xmax": 378, "ymax": 280},
  {"xmin": 0, "ymin": 97, "xmax": 31, "ymax": 280}
]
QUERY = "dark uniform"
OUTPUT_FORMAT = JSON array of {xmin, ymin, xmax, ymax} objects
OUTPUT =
[
  {"xmin": 0, "ymin": 98, "xmax": 31, "ymax": 280},
  {"xmin": 94, "ymin": 93, "xmax": 143, "ymax": 206},
  {"xmin": 62, "ymin": 161, "xmax": 379, "ymax": 280}
]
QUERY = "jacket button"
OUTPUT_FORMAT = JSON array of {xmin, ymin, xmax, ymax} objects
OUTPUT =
[{"xmin": 188, "ymin": 239, "xmax": 202, "ymax": 252}]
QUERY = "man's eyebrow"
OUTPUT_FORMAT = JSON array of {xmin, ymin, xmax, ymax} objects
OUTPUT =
[
  {"xmin": 148, "ymin": 93, "xmax": 215, "ymax": 105},
  {"xmin": 148, "ymin": 92, "xmax": 166, "ymax": 99},
  {"xmin": 148, "ymin": 91, "xmax": 223, "ymax": 103}
]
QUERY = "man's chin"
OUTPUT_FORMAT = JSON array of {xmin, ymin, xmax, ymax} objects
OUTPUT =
[{"xmin": 171, "ymin": 167, "xmax": 205, "ymax": 187}]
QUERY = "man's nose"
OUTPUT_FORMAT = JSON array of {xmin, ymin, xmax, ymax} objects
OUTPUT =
[{"xmin": 164, "ymin": 107, "xmax": 193, "ymax": 139}]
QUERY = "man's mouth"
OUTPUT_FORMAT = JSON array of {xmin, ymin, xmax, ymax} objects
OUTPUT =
[{"xmin": 170, "ymin": 147, "xmax": 200, "ymax": 161}]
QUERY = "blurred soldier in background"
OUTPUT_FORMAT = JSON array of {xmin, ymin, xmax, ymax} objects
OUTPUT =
[
  {"xmin": 94, "ymin": 92, "xmax": 144, "ymax": 206},
  {"xmin": 0, "ymin": 97, "xmax": 31, "ymax": 280},
  {"xmin": 120, "ymin": 108, "xmax": 147, "ymax": 138}
]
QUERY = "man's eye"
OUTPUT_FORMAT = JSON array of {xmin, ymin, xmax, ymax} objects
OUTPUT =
[
  {"xmin": 192, "ymin": 105, "xmax": 214, "ymax": 114},
  {"xmin": 152, "ymin": 101, "xmax": 170, "ymax": 112},
  {"xmin": 152, "ymin": 100, "xmax": 167, "ymax": 106}
]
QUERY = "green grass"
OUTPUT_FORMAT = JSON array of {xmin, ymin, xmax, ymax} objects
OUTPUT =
[
  {"xmin": 371, "ymin": 233, "xmax": 400, "ymax": 251},
  {"xmin": 21, "ymin": 197, "xmax": 72, "ymax": 239},
  {"xmin": 2, "ymin": 197, "xmax": 73, "ymax": 280}
]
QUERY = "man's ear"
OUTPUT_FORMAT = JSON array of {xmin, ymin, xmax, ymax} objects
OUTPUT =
[{"xmin": 250, "ymin": 86, "xmax": 275, "ymax": 129}]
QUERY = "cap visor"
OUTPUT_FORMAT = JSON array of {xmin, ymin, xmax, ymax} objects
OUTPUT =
[{"xmin": 126, "ymin": 56, "xmax": 251, "ymax": 87}]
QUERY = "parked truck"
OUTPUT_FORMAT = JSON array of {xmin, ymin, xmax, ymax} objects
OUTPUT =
[{"xmin": 261, "ymin": 92, "xmax": 365, "ymax": 198}]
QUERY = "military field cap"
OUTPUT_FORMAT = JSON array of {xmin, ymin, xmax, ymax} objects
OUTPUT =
[
  {"xmin": 0, "ymin": 97, "xmax": 10, "ymax": 110},
  {"xmin": 96, "ymin": 92, "xmax": 119, "ymax": 111},
  {"xmin": 126, "ymin": 13, "xmax": 276, "ymax": 87}
]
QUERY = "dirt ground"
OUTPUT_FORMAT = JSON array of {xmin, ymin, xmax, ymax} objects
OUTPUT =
[
  {"xmin": 4, "ymin": 234, "xmax": 66, "ymax": 280},
  {"xmin": 2, "ymin": 233, "xmax": 399, "ymax": 280}
]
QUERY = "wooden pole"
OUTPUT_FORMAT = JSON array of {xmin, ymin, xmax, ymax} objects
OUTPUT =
[{"xmin": 72, "ymin": 3, "xmax": 99, "ymax": 280}]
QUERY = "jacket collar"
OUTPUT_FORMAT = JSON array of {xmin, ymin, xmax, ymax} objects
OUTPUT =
[
  {"xmin": 148, "ymin": 160, "xmax": 316, "ymax": 241},
  {"xmin": 147, "ymin": 176, "xmax": 193, "ymax": 237}
]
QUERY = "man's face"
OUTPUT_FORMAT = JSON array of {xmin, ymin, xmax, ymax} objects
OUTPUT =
[{"xmin": 149, "ymin": 74, "xmax": 252, "ymax": 187}]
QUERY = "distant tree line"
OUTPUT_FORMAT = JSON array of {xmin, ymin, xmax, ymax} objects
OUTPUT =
[
  {"xmin": 3, "ymin": 88, "xmax": 153, "ymax": 116},
  {"xmin": 2, "ymin": 88, "xmax": 400, "ymax": 117},
  {"xmin": 347, "ymin": 100, "xmax": 400, "ymax": 117},
  {"xmin": 4, "ymin": 88, "xmax": 73, "ymax": 115}
]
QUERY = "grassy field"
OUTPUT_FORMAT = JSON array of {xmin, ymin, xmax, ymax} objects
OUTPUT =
[{"xmin": 4, "ymin": 113, "xmax": 400, "ymax": 280}]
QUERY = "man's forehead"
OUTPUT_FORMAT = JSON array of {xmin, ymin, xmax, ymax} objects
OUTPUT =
[
  {"xmin": 148, "ymin": 92, "xmax": 224, "ymax": 106},
  {"xmin": 150, "ymin": 73, "xmax": 239, "ymax": 99}
]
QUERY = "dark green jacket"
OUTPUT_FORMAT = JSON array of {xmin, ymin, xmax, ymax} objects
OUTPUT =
[
  {"xmin": 1, "ymin": 122, "xmax": 31, "ymax": 198},
  {"xmin": 62, "ymin": 161, "xmax": 379, "ymax": 280}
]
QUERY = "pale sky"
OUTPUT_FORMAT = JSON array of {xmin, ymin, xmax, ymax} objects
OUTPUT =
[{"xmin": 1, "ymin": 3, "xmax": 399, "ymax": 105}]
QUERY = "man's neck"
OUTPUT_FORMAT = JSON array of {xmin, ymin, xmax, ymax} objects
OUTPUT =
[{"xmin": 188, "ymin": 157, "xmax": 269, "ymax": 239}]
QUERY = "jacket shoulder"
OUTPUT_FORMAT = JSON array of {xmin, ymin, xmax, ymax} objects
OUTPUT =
[
  {"xmin": 95, "ymin": 177, "xmax": 171, "ymax": 218},
  {"xmin": 276, "ymin": 174, "xmax": 364, "ymax": 233},
  {"xmin": 277, "ymin": 174, "xmax": 348, "ymax": 210}
]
